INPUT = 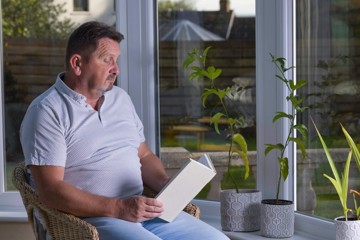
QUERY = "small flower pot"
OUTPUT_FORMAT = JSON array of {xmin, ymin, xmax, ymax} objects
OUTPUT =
[
  {"xmin": 335, "ymin": 216, "xmax": 360, "ymax": 240},
  {"xmin": 260, "ymin": 199, "xmax": 294, "ymax": 238},
  {"xmin": 220, "ymin": 189, "xmax": 261, "ymax": 232}
]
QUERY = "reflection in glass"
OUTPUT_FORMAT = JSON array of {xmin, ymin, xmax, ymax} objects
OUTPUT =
[
  {"xmin": 158, "ymin": 0, "xmax": 256, "ymax": 200},
  {"xmin": 297, "ymin": 0, "xmax": 360, "ymax": 220},
  {"xmin": 2, "ymin": 0, "xmax": 115, "ymax": 191}
]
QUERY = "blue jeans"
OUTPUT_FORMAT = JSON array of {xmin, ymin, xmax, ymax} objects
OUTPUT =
[{"xmin": 83, "ymin": 212, "xmax": 229, "ymax": 240}]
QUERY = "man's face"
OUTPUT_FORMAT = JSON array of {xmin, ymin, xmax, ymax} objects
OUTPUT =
[{"xmin": 81, "ymin": 38, "xmax": 120, "ymax": 97}]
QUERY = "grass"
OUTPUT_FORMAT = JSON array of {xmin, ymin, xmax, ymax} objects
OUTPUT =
[{"xmin": 6, "ymin": 161, "xmax": 17, "ymax": 191}]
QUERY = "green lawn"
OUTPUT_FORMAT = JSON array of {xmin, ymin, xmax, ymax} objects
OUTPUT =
[{"xmin": 6, "ymin": 161, "xmax": 17, "ymax": 191}]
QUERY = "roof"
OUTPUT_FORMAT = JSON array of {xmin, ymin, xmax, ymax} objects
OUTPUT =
[{"xmin": 159, "ymin": 19, "xmax": 224, "ymax": 41}]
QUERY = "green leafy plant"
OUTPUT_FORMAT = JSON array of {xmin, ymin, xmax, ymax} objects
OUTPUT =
[
  {"xmin": 312, "ymin": 120, "xmax": 360, "ymax": 220},
  {"xmin": 264, "ymin": 54, "xmax": 308, "ymax": 202},
  {"xmin": 350, "ymin": 189, "xmax": 360, "ymax": 220},
  {"xmin": 182, "ymin": 46, "xmax": 249, "ymax": 192}
]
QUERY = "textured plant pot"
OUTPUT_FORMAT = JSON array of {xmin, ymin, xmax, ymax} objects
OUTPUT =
[
  {"xmin": 260, "ymin": 199, "xmax": 294, "ymax": 238},
  {"xmin": 335, "ymin": 216, "xmax": 360, "ymax": 240},
  {"xmin": 220, "ymin": 189, "xmax": 261, "ymax": 232}
]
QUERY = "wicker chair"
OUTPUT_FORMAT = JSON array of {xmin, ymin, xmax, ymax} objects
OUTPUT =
[{"xmin": 12, "ymin": 162, "xmax": 200, "ymax": 240}]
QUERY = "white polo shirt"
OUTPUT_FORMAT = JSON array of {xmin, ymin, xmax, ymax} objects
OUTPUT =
[{"xmin": 20, "ymin": 73, "xmax": 145, "ymax": 199}]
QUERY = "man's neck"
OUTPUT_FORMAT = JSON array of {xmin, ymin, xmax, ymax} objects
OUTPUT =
[{"xmin": 62, "ymin": 73, "xmax": 103, "ymax": 111}]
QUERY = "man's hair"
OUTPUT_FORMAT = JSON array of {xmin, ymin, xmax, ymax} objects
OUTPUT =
[{"xmin": 65, "ymin": 21, "xmax": 124, "ymax": 69}]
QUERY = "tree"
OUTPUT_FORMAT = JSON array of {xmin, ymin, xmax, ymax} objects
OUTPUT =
[
  {"xmin": 158, "ymin": 0, "xmax": 195, "ymax": 19},
  {"xmin": 158, "ymin": 0, "xmax": 194, "ymax": 11},
  {"xmin": 2, "ymin": 0, "xmax": 74, "ymax": 39}
]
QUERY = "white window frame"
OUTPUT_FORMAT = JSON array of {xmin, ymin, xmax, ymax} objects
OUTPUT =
[
  {"xmin": 0, "ymin": 3, "xmax": 27, "ymax": 219},
  {"xmin": 0, "ymin": 0, "xmax": 337, "ymax": 237},
  {"xmin": 116, "ymin": 0, "xmax": 335, "ymax": 238},
  {"xmin": 116, "ymin": 0, "xmax": 159, "ymax": 153}
]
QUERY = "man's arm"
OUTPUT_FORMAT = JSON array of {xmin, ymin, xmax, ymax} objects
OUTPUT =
[
  {"xmin": 29, "ymin": 165, "xmax": 163, "ymax": 222},
  {"xmin": 138, "ymin": 143, "xmax": 170, "ymax": 193}
]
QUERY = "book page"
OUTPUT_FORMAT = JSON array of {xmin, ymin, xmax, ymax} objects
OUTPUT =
[{"xmin": 197, "ymin": 154, "xmax": 216, "ymax": 172}]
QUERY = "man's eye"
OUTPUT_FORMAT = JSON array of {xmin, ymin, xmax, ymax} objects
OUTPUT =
[{"xmin": 104, "ymin": 57, "xmax": 114, "ymax": 64}]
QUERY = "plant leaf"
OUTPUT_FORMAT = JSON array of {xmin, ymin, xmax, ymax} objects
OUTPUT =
[
  {"xmin": 293, "ymin": 124, "xmax": 308, "ymax": 139},
  {"xmin": 182, "ymin": 51, "xmax": 196, "ymax": 69},
  {"xmin": 205, "ymin": 66, "xmax": 222, "ymax": 80},
  {"xmin": 312, "ymin": 119, "xmax": 341, "ymax": 183},
  {"xmin": 323, "ymin": 173, "xmax": 345, "ymax": 208},
  {"xmin": 272, "ymin": 111, "xmax": 293, "ymax": 123},
  {"xmin": 201, "ymin": 46, "xmax": 212, "ymax": 64},
  {"xmin": 264, "ymin": 143, "xmax": 284, "ymax": 156},
  {"xmin": 312, "ymin": 118, "xmax": 350, "ymax": 217},
  {"xmin": 278, "ymin": 157, "xmax": 289, "ymax": 181},
  {"xmin": 289, "ymin": 79, "xmax": 307, "ymax": 91},
  {"xmin": 289, "ymin": 137, "xmax": 306, "ymax": 159},
  {"xmin": 342, "ymin": 124, "xmax": 360, "ymax": 173},
  {"xmin": 211, "ymin": 112, "xmax": 225, "ymax": 134},
  {"xmin": 232, "ymin": 133, "xmax": 249, "ymax": 180}
]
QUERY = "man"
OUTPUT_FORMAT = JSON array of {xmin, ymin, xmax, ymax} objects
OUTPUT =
[{"xmin": 20, "ymin": 21, "xmax": 229, "ymax": 240}]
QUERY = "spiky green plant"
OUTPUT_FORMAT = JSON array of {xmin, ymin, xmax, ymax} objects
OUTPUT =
[{"xmin": 313, "ymin": 120, "xmax": 357, "ymax": 221}]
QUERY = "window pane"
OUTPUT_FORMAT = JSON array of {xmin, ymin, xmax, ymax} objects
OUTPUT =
[
  {"xmin": 158, "ymin": 0, "xmax": 256, "ymax": 200},
  {"xmin": 74, "ymin": 0, "xmax": 89, "ymax": 11},
  {"xmin": 2, "ymin": 0, "xmax": 115, "ymax": 191},
  {"xmin": 296, "ymin": 0, "xmax": 360, "ymax": 219}
]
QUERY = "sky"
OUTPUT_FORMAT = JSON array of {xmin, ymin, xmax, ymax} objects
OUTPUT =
[{"xmin": 195, "ymin": 0, "xmax": 255, "ymax": 17}]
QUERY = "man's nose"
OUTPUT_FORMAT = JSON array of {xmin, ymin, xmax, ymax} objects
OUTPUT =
[{"xmin": 111, "ymin": 63, "xmax": 120, "ymax": 76}]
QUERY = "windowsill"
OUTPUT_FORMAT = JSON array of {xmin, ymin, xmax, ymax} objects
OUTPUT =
[
  {"xmin": 0, "ymin": 200, "xmax": 336, "ymax": 240},
  {"xmin": 0, "ymin": 207, "xmax": 27, "ymax": 222},
  {"xmin": 192, "ymin": 199, "xmax": 336, "ymax": 240}
]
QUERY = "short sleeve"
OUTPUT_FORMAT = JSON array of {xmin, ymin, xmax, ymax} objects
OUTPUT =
[{"xmin": 20, "ymin": 103, "xmax": 67, "ymax": 167}]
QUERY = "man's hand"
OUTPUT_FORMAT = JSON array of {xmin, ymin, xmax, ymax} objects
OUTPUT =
[{"xmin": 117, "ymin": 196, "xmax": 163, "ymax": 222}]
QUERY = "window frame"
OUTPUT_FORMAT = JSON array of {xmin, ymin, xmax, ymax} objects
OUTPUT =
[
  {"xmin": 0, "ymin": 1, "xmax": 25, "ymax": 214},
  {"xmin": 0, "ymin": 0, "xmax": 338, "ymax": 237},
  {"xmin": 116, "ymin": 0, "xmax": 159, "ymax": 154}
]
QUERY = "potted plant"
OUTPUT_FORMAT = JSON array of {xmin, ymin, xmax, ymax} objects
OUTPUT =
[
  {"xmin": 183, "ymin": 46, "xmax": 261, "ymax": 232},
  {"xmin": 313, "ymin": 121, "xmax": 360, "ymax": 240},
  {"xmin": 261, "ymin": 54, "xmax": 308, "ymax": 238}
]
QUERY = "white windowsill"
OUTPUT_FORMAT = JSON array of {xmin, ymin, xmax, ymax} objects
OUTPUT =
[
  {"xmin": 192, "ymin": 199, "xmax": 336, "ymax": 240},
  {"xmin": 0, "ymin": 207, "xmax": 27, "ymax": 222}
]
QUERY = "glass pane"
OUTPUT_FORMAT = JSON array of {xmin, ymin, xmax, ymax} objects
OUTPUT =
[
  {"xmin": 158, "ymin": 0, "xmax": 256, "ymax": 200},
  {"xmin": 2, "ymin": 0, "xmax": 116, "ymax": 191},
  {"xmin": 296, "ymin": 0, "xmax": 360, "ymax": 220},
  {"xmin": 74, "ymin": 0, "xmax": 89, "ymax": 11}
]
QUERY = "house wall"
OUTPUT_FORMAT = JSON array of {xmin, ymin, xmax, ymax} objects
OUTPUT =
[
  {"xmin": 54, "ymin": 0, "xmax": 116, "ymax": 26},
  {"xmin": 0, "ymin": 222, "xmax": 35, "ymax": 240}
]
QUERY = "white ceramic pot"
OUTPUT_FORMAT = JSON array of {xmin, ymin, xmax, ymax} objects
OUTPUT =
[
  {"xmin": 220, "ymin": 189, "xmax": 261, "ymax": 232},
  {"xmin": 335, "ymin": 216, "xmax": 360, "ymax": 240},
  {"xmin": 260, "ymin": 199, "xmax": 294, "ymax": 238}
]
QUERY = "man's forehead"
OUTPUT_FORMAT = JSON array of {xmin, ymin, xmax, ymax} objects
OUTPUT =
[{"xmin": 96, "ymin": 38, "xmax": 120, "ymax": 56}]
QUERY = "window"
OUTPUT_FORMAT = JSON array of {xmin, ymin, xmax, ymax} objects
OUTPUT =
[
  {"xmin": 74, "ymin": 0, "xmax": 89, "ymax": 11},
  {"xmin": 0, "ymin": 0, "xmax": 115, "ymax": 212},
  {"xmin": 157, "ymin": 0, "xmax": 257, "ymax": 201},
  {"xmin": 296, "ymin": 0, "xmax": 360, "ymax": 220},
  {"xmin": 0, "ymin": 1, "xmax": 356, "ymax": 238}
]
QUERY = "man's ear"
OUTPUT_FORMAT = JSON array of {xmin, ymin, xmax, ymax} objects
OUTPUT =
[{"xmin": 69, "ymin": 54, "xmax": 82, "ymax": 76}]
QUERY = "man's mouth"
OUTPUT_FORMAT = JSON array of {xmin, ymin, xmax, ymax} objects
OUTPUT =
[{"xmin": 106, "ymin": 75, "xmax": 117, "ymax": 81}]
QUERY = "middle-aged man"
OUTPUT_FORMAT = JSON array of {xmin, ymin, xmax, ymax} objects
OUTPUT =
[{"xmin": 20, "ymin": 21, "xmax": 230, "ymax": 240}]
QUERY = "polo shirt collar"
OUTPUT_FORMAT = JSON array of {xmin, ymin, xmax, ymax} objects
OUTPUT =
[{"xmin": 54, "ymin": 72, "xmax": 88, "ymax": 106}]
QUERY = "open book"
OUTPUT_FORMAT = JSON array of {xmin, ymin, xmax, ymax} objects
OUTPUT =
[{"xmin": 156, "ymin": 154, "xmax": 216, "ymax": 222}]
